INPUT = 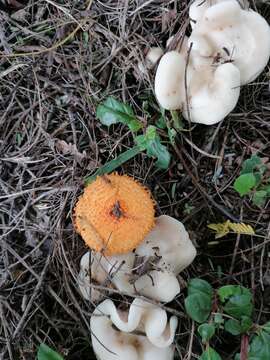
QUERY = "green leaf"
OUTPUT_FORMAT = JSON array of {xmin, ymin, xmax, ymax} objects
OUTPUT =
[
  {"xmin": 252, "ymin": 190, "xmax": 267, "ymax": 207},
  {"xmin": 135, "ymin": 126, "xmax": 171, "ymax": 169},
  {"xmin": 199, "ymin": 347, "xmax": 222, "ymax": 360},
  {"xmin": 37, "ymin": 344, "xmax": 64, "ymax": 360},
  {"xmin": 198, "ymin": 323, "xmax": 216, "ymax": 343},
  {"xmin": 214, "ymin": 313, "xmax": 224, "ymax": 325},
  {"xmin": 218, "ymin": 285, "xmax": 253, "ymax": 319},
  {"xmin": 218, "ymin": 285, "xmax": 251, "ymax": 302},
  {"xmin": 224, "ymin": 317, "xmax": 252, "ymax": 335},
  {"xmin": 84, "ymin": 146, "xmax": 141, "ymax": 184},
  {"xmin": 185, "ymin": 293, "xmax": 212, "ymax": 323},
  {"xmin": 188, "ymin": 279, "xmax": 213, "ymax": 298},
  {"xmin": 156, "ymin": 115, "xmax": 167, "ymax": 129},
  {"xmin": 241, "ymin": 155, "xmax": 262, "ymax": 174},
  {"xmin": 248, "ymin": 327, "xmax": 270, "ymax": 359},
  {"xmin": 233, "ymin": 173, "xmax": 257, "ymax": 196},
  {"xmin": 96, "ymin": 97, "xmax": 142, "ymax": 132},
  {"xmin": 261, "ymin": 322, "xmax": 270, "ymax": 334}
]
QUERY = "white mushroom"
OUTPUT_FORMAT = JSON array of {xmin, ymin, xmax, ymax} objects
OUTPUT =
[
  {"xmin": 154, "ymin": 51, "xmax": 187, "ymax": 110},
  {"xmin": 189, "ymin": 0, "xmax": 270, "ymax": 84},
  {"xmin": 136, "ymin": 215, "xmax": 196, "ymax": 274},
  {"xmin": 90, "ymin": 298, "xmax": 177, "ymax": 360},
  {"xmin": 182, "ymin": 61, "xmax": 241, "ymax": 125},
  {"xmin": 78, "ymin": 251, "xmax": 135, "ymax": 302},
  {"xmin": 78, "ymin": 215, "xmax": 197, "ymax": 303},
  {"xmin": 189, "ymin": 0, "xmax": 234, "ymax": 28}
]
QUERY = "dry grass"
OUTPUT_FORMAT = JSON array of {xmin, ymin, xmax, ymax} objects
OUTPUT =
[{"xmin": 1, "ymin": 0, "xmax": 270, "ymax": 359}]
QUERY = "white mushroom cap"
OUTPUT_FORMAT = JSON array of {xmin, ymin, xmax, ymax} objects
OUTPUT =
[
  {"xmin": 154, "ymin": 51, "xmax": 187, "ymax": 110},
  {"xmin": 183, "ymin": 62, "xmax": 240, "ymax": 125},
  {"xmin": 189, "ymin": 0, "xmax": 270, "ymax": 84},
  {"xmin": 134, "ymin": 271, "xmax": 180, "ymax": 303},
  {"xmin": 189, "ymin": 0, "xmax": 235, "ymax": 28},
  {"xmin": 78, "ymin": 216, "xmax": 197, "ymax": 303},
  {"xmin": 78, "ymin": 251, "xmax": 135, "ymax": 301},
  {"xmin": 90, "ymin": 298, "xmax": 177, "ymax": 360},
  {"xmin": 136, "ymin": 215, "xmax": 197, "ymax": 274},
  {"xmin": 90, "ymin": 301, "xmax": 176, "ymax": 360}
]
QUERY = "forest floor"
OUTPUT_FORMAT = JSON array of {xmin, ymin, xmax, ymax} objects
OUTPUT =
[{"xmin": 1, "ymin": 0, "xmax": 270, "ymax": 359}]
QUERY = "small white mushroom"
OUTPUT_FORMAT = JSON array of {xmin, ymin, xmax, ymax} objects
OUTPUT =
[
  {"xmin": 189, "ymin": 0, "xmax": 270, "ymax": 84},
  {"xmin": 78, "ymin": 215, "xmax": 197, "ymax": 303},
  {"xmin": 90, "ymin": 298, "xmax": 177, "ymax": 360},
  {"xmin": 182, "ymin": 61, "xmax": 241, "ymax": 125},
  {"xmin": 154, "ymin": 51, "xmax": 187, "ymax": 110},
  {"xmin": 136, "ymin": 215, "xmax": 196, "ymax": 274}
]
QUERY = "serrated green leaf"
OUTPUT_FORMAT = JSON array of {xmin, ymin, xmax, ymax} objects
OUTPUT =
[
  {"xmin": 252, "ymin": 190, "xmax": 267, "ymax": 207},
  {"xmin": 241, "ymin": 155, "xmax": 262, "ymax": 174},
  {"xmin": 38, "ymin": 344, "xmax": 64, "ymax": 360},
  {"xmin": 185, "ymin": 293, "xmax": 212, "ymax": 323},
  {"xmin": 135, "ymin": 126, "xmax": 171, "ymax": 169},
  {"xmin": 96, "ymin": 97, "xmax": 142, "ymax": 131},
  {"xmin": 234, "ymin": 173, "xmax": 257, "ymax": 196},
  {"xmin": 188, "ymin": 278, "xmax": 213, "ymax": 298},
  {"xmin": 198, "ymin": 323, "xmax": 216, "ymax": 343},
  {"xmin": 199, "ymin": 347, "xmax": 222, "ymax": 360}
]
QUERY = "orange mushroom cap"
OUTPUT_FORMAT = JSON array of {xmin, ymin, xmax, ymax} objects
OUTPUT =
[{"xmin": 74, "ymin": 174, "xmax": 155, "ymax": 255}]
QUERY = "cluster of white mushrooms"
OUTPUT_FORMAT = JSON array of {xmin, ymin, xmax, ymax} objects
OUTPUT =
[
  {"xmin": 154, "ymin": 0, "xmax": 270, "ymax": 125},
  {"xmin": 78, "ymin": 215, "xmax": 196, "ymax": 359}
]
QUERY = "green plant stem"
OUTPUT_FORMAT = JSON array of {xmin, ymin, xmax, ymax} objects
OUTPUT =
[
  {"xmin": 84, "ymin": 145, "xmax": 142, "ymax": 185},
  {"xmin": 170, "ymin": 110, "xmax": 183, "ymax": 130}
]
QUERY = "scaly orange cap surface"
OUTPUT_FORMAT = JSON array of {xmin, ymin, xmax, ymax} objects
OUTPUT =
[{"xmin": 74, "ymin": 174, "xmax": 155, "ymax": 255}]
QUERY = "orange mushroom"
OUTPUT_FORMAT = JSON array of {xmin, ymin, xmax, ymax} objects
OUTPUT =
[{"xmin": 74, "ymin": 174, "xmax": 155, "ymax": 255}]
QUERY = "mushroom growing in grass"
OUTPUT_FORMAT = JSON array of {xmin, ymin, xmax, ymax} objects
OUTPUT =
[
  {"xmin": 78, "ymin": 215, "xmax": 197, "ymax": 303},
  {"xmin": 74, "ymin": 174, "xmax": 155, "ymax": 255},
  {"xmin": 189, "ymin": 0, "xmax": 270, "ymax": 85},
  {"xmin": 90, "ymin": 298, "xmax": 178, "ymax": 360}
]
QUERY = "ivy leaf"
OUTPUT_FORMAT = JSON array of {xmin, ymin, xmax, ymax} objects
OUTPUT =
[
  {"xmin": 198, "ymin": 323, "xmax": 216, "ymax": 343},
  {"xmin": 96, "ymin": 97, "xmax": 142, "ymax": 132},
  {"xmin": 224, "ymin": 317, "xmax": 252, "ymax": 335},
  {"xmin": 218, "ymin": 285, "xmax": 253, "ymax": 319},
  {"xmin": 241, "ymin": 155, "xmax": 262, "ymax": 174},
  {"xmin": 185, "ymin": 294, "xmax": 212, "ymax": 323},
  {"xmin": 248, "ymin": 326, "xmax": 270, "ymax": 359},
  {"xmin": 199, "ymin": 347, "xmax": 222, "ymax": 360},
  {"xmin": 233, "ymin": 173, "xmax": 257, "ymax": 196},
  {"xmin": 37, "ymin": 344, "xmax": 64, "ymax": 360},
  {"xmin": 188, "ymin": 278, "xmax": 213, "ymax": 298},
  {"xmin": 135, "ymin": 126, "xmax": 171, "ymax": 169},
  {"xmin": 252, "ymin": 190, "xmax": 268, "ymax": 207}
]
